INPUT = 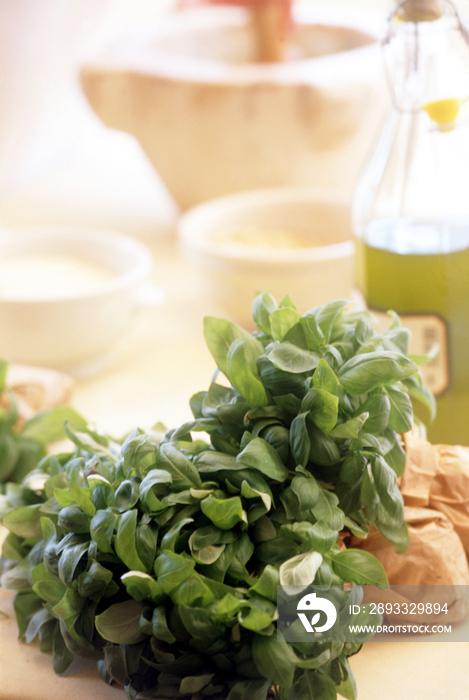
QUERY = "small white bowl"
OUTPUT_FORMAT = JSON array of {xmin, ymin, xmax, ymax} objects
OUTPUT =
[
  {"xmin": 178, "ymin": 187, "xmax": 354, "ymax": 328},
  {"xmin": 0, "ymin": 226, "xmax": 158, "ymax": 375}
]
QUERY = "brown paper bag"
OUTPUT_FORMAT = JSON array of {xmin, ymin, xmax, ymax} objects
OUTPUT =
[
  {"xmin": 349, "ymin": 428, "xmax": 469, "ymax": 622},
  {"xmin": 350, "ymin": 506, "xmax": 469, "ymax": 622},
  {"xmin": 429, "ymin": 443, "xmax": 469, "ymax": 557},
  {"xmin": 351, "ymin": 506, "xmax": 469, "ymax": 586}
]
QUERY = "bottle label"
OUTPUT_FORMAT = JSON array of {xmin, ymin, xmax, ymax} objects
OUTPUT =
[{"xmin": 370, "ymin": 309, "xmax": 450, "ymax": 396}]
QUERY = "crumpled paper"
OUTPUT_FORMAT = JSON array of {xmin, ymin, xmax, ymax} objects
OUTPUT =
[{"xmin": 348, "ymin": 428, "xmax": 469, "ymax": 622}]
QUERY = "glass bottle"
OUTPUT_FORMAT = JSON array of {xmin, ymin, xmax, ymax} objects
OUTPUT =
[{"xmin": 353, "ymin": 0, "xmax": 469, "ymax": 444}]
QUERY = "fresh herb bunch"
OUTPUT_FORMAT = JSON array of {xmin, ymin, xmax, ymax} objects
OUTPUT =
[
  {"xmin": 0, "ymin": 358, "xmax": 86, "ymax": 491},
  {"xmin": 0, "ymin": 293, "xmax": 432, "ymax": 700}
]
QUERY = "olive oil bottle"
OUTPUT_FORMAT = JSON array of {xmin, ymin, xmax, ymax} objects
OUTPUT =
[{"xmin": 353, "ymin": 0, "xmax": 469, "ymax": 444}]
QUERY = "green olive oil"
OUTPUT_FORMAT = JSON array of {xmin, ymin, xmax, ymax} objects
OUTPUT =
[{"xmin": 356, "ymin": 218, "xmax": 469, "ymax": 445}]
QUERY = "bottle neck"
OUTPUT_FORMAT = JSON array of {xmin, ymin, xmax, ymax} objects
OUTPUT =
[
  {"xmin": 383, "ymin": 0, "xmax": 466, "ymax": 113},
  {"xmin": 394, "ymin": 0, "xmax": 445, "ymax": 23}
]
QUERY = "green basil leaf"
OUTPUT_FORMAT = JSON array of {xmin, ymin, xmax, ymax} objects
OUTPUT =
[
  {"xmin": 99, "ymin": 646, "xmax": 129, "ymax": 686},
  {"xmin": 9, "ymin": 437, "xmax": 45, "ymax": 484},
  {"xmin": 281, "ymin": 521, "xmax": 338, "ymax": 555},
  {"xmin": 252, "ymin": 631, "xmax": 295, "ymax": 689},
  {"xmin": 238, "ymin": 597, "xmax": 276, "ymax": 631},
  {"xmin": 237, "ymin": 436, "xmax": 289, "ymax": 482},
  {"xmin": 338, "ymin": 351, "xmax": 418, "ymax": 395},
  {"xmin": 290, "ymin": 474, "xmax": 321, "ymax": 511},
  {"xmin": 52, "ymin": 623, "xmax": 75, "ymax": 675},
  {"xmin": 32, "ymin": 572, "xmax": 67, "ymax": 607},
  {"xmin": 335, "ymin": 659, "xmax": 357, "ymax": 700},
  {"xmin": 312, "ymin": 488, "xmax": 345, "ymax": 532},
  {"xmin": 252, "ymin": 291, "xmax": 277, "ymax": 335},
  {"xmin": 383, "ymin": 431, "xmax": 406, "ymax": 477},
  {"xmin": 269, "ymin": 308, "xmax": 302, "ymax": 342},
  {"xmin": 25, "ymin": 607, "xmax": 54, "ymax": 644},
  {"xmin": 77, "ymin": 560, "xmax": 113, "ymax": 600},
  {"xmin": 226, "ymin": 338, "xmax": 269, "ymax": 406},
  {"xmin": 135, "ymin": 516, "xmax": 158, "ymax": 571},
  {"xmin": 312, "ymin": 358, "xmax": 341, "ymax": 394},
  {"xmin": 240, "ymin": 480, "xmax": 271, "ymax": 511},
  {"xmin": 95, "ymin": 600, "xmax": 146, "ymax": 644},
  {"xmin": 2, "ymin": 504, "xmax": 42, "ymax": 539},
  {"xmin": 157, "ymin": 442, "xmax": 202, "ymax": 491},
  {"xmin": 12, "ymin": 590, "xmax": 43, "ymax": 638},
  {"xmin": 273, "ymin": 393, "xmax": 302, "ymax": 415},
  {"xmin": 191, "ymin": 542, "xmax": 226, "ymax": 565},
  {"xmin": 248, "ymin": 564, "xmax": 279, "ymax": 602},
  {"xmin": 313, "ymin": 300, "xmax": 350, "ymax": 342},
  {"xmin": 171, "ymin": 571, "xmax": 217, "ymax": 607},
  {"xmin": 161, "ymin": 517, "xmax": 194, "ymax": 552},
  {"xmin": 267, "ymin": 342, "xmax": 320, "ymax": 374},
  {"xmin": 300, "ymin": 314, "xmax": 325, "ymax": 351},
  {"xmin": 385, "ymin": 385, "xmax": 414, "ymax": 433},
  {"xmin": 115, "ymin": 478, "xmax": 140, "ymax": 512},
  {"xmin": 115, "ymin": 510, "xmax": 147, "ymax": 573},
  {"xmin": 361, "ymin": 455, "xmax": 405, "ymax": 530},
  {"xmin": 226, "ymin": 533, "xmax": 254, "ymax": 582},
  {"xmin": 121, "ymin": 571, "xmax": 165, "ymax": 602},
  {"xmin": 403, "ymin": 372, "xmax": 437, "ymax": 421},
  {"xmin": 21, "ymin": 407, "xmax": 87, "ymax": 445},
  {"xmin": 290, "ymin": 412, "xmax": 311, "ymax": 467},
  {"xmin": 120, "ymin": 428, "xmax": 158, "ymax": 477},
  {"xmin": 202, "ymin": 382, "xmax": 238, "ymax": 417},
  {"xmin": 279, "ymin": 551, "xmax": 323, "ymax": 586},
  {"xmin": 139, "ymin": 469, "xmax": 172, "ymax": 512},
  {"xmin": 301, "ymin": 387, "xmax": 339, "ymax": 434},
  {"xmin": 328, "ymin": 548, "xmax": 388, "ymax": 586},
  {"xmin": 153, "ymin": 551, "xmax": 196, "ymax": 594},
  {"xmin": 226, "ymin": 679, "xmax": 271, "ymax": 700},
  {"xmin": 200, "ymin": 494, "xmax": 244, "ymax": 531},
  {"xmin": 290, "ymin": 670, "xmax": 337, "ymax": 700},
  {"xmin": 258, "ymin": 424, "xmax": 290, "ymax": 464},
  {"xmin": 354, "ymin": 315, "xmax": 373, "ymax": 347},
  {"xmin": 57, "ymin": 542, "xmax": 88, "ymax": 586},
  {"xmin": 339, "ymin": 452, "xmax": 367, "ymax": 484},
  {"xmin": 197, "ymin": 540, "xmax": 238, "ymax": 583},
  {"xmin": 330, "ymin": 414, "xmax": 368, "ymax": 439},
  {"xmin": 355, "ymin": 394, "xmax": 391, "ymax": 434},
  {"xmin": 375, "ymin": 520, "xmax": 410, "ymax": 553},
  {"xmin": 151, "ymin": 605, "xmax": 177, "ymax": 643},
  {"xmin": 90, "ymin": 510, "xmax": 117, "ymax": 554},
  {"xmin": 189, "ymin": 524, "xmax": 239, "ymax": 550},
  {"xmin": 214, "ymin": 592, "xmax": 245, "ymax": 620},
  {"xmin": 180, "ymin": 673, "xmax": 216, "ymax": 695},
  {"xmin": 256, "ymin": 536, "xmax": 300, "ymax": 565},
  {"xmin": 257, "ymin": 354, "xmax": 307, "ymax": 397},
  {"xmin": 179, "ymin": 604, "xmax": 225, "ymax": 641},
  {"xmin": 353, "ymin": 432, "xmax": 393, "ymax": 456},
  {"xmin": 308, "ymin": 423, "xmax": 340, "ymax": 467},
  {"xmin": 51, "ymin": 587, "xmax": 85, "ymax": 621},
  {"xmin": 204, "ymin": 316, "xmax": 263, "ymax": 375}
]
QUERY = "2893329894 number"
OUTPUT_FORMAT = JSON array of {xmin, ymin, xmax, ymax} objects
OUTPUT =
[{"xmin": 366, "ymin": 602, "xmax": 449, "ymax": 616}]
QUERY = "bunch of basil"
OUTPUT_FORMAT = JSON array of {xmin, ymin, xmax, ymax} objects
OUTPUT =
[
  {"xmin": 0, "ymin": 358, "xmax": 86, "ymax": 491},
  {"xmin": 0, "ymin": 293, "xmax": 434, "ymax": 700}
]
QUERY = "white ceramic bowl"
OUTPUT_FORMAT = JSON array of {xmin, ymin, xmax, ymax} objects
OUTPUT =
[
  {"xmin": 0, "ymin": 226, "xmax": 157, "ymax": 375},
  {"xmin": 178, "ymin": 187, "xmax": 354, "ymax": 328},
  {"xmin": 80, "ymin": 5, "xmax": 387, "ymax": 209}
]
